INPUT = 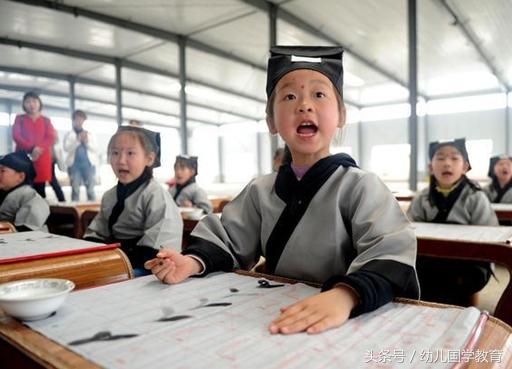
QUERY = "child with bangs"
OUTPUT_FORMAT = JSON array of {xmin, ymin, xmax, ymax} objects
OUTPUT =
[
  {"xmin": 84, "ymin": 126, "xmax": 183, "ymax": 275},
  {"xmin": 407, "ymin": 138, "xmax": 498, "ymax": 305},
  {"xmin": 0, "ymin": 151, "xmax": 49, "ymax": 231},
  {"xmin": 145, "ymin": 46, "xmax": 419, "ymax": 334},
  {"xmin": 483, "ymin": 155, "xmax": 512, "ymax": 203},
  {"xmin": 169, "ymin": 155, "xmax": 213, "ymax": 214}
]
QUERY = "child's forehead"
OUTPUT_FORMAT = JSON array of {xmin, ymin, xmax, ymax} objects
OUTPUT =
[
  {"xmin": 433, "ymin": 145, "xmax": 463, "ymax": 156},
  {"xmin": 0, "ymin": 164, "xmax": 17, "ymax": 172},
  {"xmin": 112, "ymin": 132, "xmax": 142, "ymax": 146},
  {"xmin": 276, "ymin": 69, "xmax": 332, "ymax": 89},
  {"xmin": 496, "ymin": 158, "xmax": 512, "ymax": 165}
]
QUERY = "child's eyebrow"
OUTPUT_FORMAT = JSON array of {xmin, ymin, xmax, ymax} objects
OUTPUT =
[{"xmin": 277, "ymin": 79, "xmax": 330, "ymax": 92}]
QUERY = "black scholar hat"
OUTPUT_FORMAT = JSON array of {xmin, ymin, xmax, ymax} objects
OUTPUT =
[
  {"xmin": 428, "ymin": 138, "xmax": 471, "ymax": 171},
  {"xmin": 266, "ymin": 46, "xmax": 344, "ymax": 98},
  {"xmin": 0, "ymin": 151, "xmax": 36, "ymax": 183}
]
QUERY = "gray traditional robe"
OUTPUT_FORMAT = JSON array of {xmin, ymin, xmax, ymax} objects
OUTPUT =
[
  {"xmin": 190, "ymin": 166, "xmax": 418, "ymax": 287},
  {"xmin": 482, "ymin": 183, "xmax": 512, "ymax": 204},
  {"xmin": 85, "ymin": 178, "xmax": 183, "ymax": 250},
  {"xmin": 169, "ymin": 182, "xmax": 213, "ymax": 213},
  {"xmin": 407, "ymin": 185, "xmax": 498, "ymax": 226},
  {"xmin": 0, "ymin": 185, "xmax": 49, "ymax": 231}
]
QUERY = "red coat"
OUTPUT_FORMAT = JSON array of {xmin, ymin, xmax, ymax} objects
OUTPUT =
[{"xmin": 12, "ymin": 114, "xmax": 56, "ymax": 183}]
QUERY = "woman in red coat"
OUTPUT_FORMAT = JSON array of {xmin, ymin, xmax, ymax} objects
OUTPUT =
[{"xmin": 12, "ymin": 91, "xmax": 56, "ymax": 198}]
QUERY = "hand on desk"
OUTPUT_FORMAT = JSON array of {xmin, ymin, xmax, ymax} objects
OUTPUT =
[
  {"xmin": 144, "ymin": 249, "xmax": 202, "ymax": 284},
  {"xmin": 269, "ymin": 285, "xmax": 358, "ymax": 335}
]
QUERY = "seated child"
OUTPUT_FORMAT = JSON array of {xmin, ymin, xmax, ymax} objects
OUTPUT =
[
  {"xmin": 272, "ymin": 147, "xmax": 285, "ymax": 172},
  {"xmin": 146, "ymin": 46, "xmax": 419, "ymax": 335},
  {"xmin": 169, "ymin": 155, "xmax": 213, "ymax": 213},
  {"xmin": 0, "ymin": 151, "xmax": 49, "ymax": 231},
  {"xmin": 84, "ymin": 126, "xmax": 183, "ymax": 274},
  {"xmin": 407, "ymin": 138, "xmax": 498, "ymax": 305},
  {"xmin": 483, "ymin": 155, "xmax": 512, "ymax": 203}
]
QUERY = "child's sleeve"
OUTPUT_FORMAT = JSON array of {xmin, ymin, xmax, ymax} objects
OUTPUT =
[
  {"xmin": 136, "ymin": 187, "xmax": 183, "ymax": 251},
  {"xmin": 469, "ymin": 191, "xmax": 499, "ymax": 226},
  {"xmin": 406, "ymin": 193, "xmax": 426, "ymax": 222},
  {"xmin": 183, "ymin": 179, "xmax": 263, "ymax": 274},
  {"xmin": 324, "ymin": 172, "xmax": 419, "ymax": 317},
  {"xmin": 14, "ymin": 192, "xmax": 50, "ymax": 231},
  {"xmin": 193, "ymin": 187, "xmax": 213, "ymax": 213},
  {"xmin": 83, "ymin": 205, "xmax": 110, "ymax": 241}
]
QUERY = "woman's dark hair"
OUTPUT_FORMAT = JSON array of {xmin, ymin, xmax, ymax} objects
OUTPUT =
[{"xmin": 22, "ymin": 91, "xmax": 43, "ymax": 113}]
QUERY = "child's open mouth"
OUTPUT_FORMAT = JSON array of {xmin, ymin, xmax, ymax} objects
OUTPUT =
[
  {"xmin": 118, "ymin": 169, "xmax": 130, "ymax": 175},
  {"xmin": 296, "ymin": 122, "xmax": 318, "ymax": 137},
  {"xmin": 441, "ymin": 171, "xmax": 453, "ymax": 176}
]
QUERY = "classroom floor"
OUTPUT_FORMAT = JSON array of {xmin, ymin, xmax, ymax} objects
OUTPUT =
[{"xmin": 478, "ymin": 265, "xmax": 510, "ymax": 314}]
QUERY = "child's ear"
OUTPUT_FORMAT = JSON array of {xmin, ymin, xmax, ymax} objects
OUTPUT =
[
  {"xmin": 462, "ymin": 162, "xmax": 470, "ymax": 173},
  {"xmin": 428, "ymin": 163, "xmax": 434, "ymax": 175},
  {"xmin": 337, "ymin": 105, "xmax": 347, "ymax": 128},
  {"xmin": 146, "ymin": 152, "xmax": 156, "ymax": 167},
  {"xmin": 266, "ymin": 117, "xmax": 278, "ymax": 135}
]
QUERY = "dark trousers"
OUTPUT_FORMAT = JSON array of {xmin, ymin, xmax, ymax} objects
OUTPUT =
[
  {"xmin": 417, "ymin": 256, "xmax": 491, "ymax": 306},
  {"xmin": 33, "ymin": 163, "xmax": 66, "ymax": 202}
]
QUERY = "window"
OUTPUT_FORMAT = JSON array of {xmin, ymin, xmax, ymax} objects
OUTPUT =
[
  {"xmin": 466, "ymin": 139, "xmax": 493, "ymax": 180},
  {"xmin": 189, "ymin": 125, "xmax": 220, "ymax": 184},
  {"xmin": 370, "ymin": 144, "xmax": 410, "ymax": 181},
  {"xmin": 221, "ymin": 122, "xmax": 258, "ymax": 183}
]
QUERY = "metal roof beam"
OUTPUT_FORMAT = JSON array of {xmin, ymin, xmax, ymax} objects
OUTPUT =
[
  {"xmin": 239, "ymin": 0, "xmax": 426, "ymax": 99},
  {"xmin": 0, "ymin": 36, "xmax": 266, "ymax": 108},
  {"xmin": 0, "ymin": 62, "xmax": 263, "ymax": 121},
  {"xmin": 7, "ymin": 0, "xmax": 265, "ymax": 71},
  {"xmin": 437, "ymin": 0, "xmax": 510, "ymax": 91},
  {"xmin": 0, "ymin": 82, "xmax": 222, "ymax": 126},
  {"xmin": 0, "ymin": 96, "xmax": 184, "ymax": 129}
]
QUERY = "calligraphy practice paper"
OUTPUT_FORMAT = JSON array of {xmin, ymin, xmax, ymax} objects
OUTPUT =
[{"xmin": 26, "ymin": 273, "xmax": 482, "ymax": 369}]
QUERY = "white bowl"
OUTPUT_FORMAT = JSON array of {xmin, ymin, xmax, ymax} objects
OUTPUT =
[{"xmin": 0, "ymin": 278, "xmax": 75, "ymax": 321}]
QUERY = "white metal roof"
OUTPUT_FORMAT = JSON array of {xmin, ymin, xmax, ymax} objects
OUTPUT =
[{"xmin": 0, "ymin": 0, "xmax": 510, "ymax": 127}]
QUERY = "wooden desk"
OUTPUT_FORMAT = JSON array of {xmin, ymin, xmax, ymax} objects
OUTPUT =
[
  {"xmin": 0, "ymin": 248, "xmax": 133, "ymax": 290},
  {"xmin": 414, "ymin": 222, "xmax": 512, "ymax": 326},
  {"xmin": 492, "ymin": 204, "xmax": 512, "ymax": 223},
  {"xmin": 1, "ymin": 271, "xmax": 511, "ymax": 369},
  {"xmin": 48, "ymin": 203, "xmax": 100, "ymax": 239},
  {"xmin": 0, "ymin": 221, "xmax": 16, "ymax": 234},
  {"xmin": 209, "ymin": 197, "xmax": 231, "ymax": 213}
]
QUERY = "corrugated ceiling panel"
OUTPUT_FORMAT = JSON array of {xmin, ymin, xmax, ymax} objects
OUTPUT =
[
  {"xmin": 191, "ymin": 11, "xmax": 269, "ymax": 64},
  {"xmin": 186, "ymin": 48, "xmax": 267, "ymax": 102},
  {"xmin": 0, "ymin": 45, "xmax": 102, "ymax": 75},
  {"xmin": 63, "ymin": 0, "xmax": 253, "ymax": 36},
  {"xmin": 450, "ymin": 0, "xmax": 512, "ymax": 88}
]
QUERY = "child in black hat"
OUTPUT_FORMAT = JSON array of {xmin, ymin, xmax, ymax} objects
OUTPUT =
[
  {"xmin": 483, "ymin": 155, "xmax": 512, "ymax": 203},
  {"xmin": 83, "ymin": 126, "xmax": 182, "ymax": 275},
  {"xmin": 0, "ymin": 151, "xmax": 50, "ymax": 231},
  {"xmin": 146, "ymin": 46, "xmax": 419, "ymax": 334},
  {"xmin": 407, "ymin": 138, "xmax": 497, "ymax": 306},
  {"xmin": 169, "ymin": 155, "xmax": 212, "ymax": 214}
]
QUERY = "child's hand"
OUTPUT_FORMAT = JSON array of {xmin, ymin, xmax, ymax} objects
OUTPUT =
[
  {"xmin": 181, "ymin": 200, "xmax": 193, "ymax": 207},
  {"xmin": 144, "ymin": 249, "xmax": 202, "ymax": 284},
  {"xmin": 269, "ymin": 286, "xmax": 358, "ymax": 335}
]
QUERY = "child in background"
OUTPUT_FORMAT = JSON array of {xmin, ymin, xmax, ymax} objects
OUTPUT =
[
  {"xmin": 483, "ymin": 155, "xmax": 512, "ymax": 203},
  {"xmin": 84, "ymin": 126, "xmax": 183, "ymax": 275},
  {"xmin": 407, "ymin": 138, "xmax": 498, "ymax": 305},
  {"xmin": 272, "ymin": 147, "xmax": 285, "ymax": 172},
  {"xmin": 0, "ymin": 151, "xmax": 49, "ymax": 231},
  {"xmin": 169, "ymin": 155, "xmax": 213, "ymax": 214},
  {"xmin": 146, "ymin": 46, "xmax": 419, "ymax": 335}
]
